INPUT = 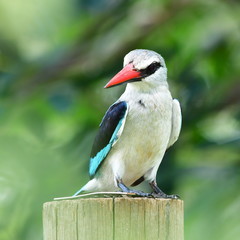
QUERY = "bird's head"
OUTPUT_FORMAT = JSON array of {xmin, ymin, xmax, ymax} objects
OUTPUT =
[{"xmin": 104, "ymin": 49, "xmax": 167, "ymax": 89}]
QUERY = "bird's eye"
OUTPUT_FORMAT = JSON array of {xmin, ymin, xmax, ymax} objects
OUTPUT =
[
  {"xmin": 146, "ymin": 62, "xmax": 162, "ymax": 74},
  {"xmin": 140, "ymin": 61, "xmax": 162, "ymax": 77}
]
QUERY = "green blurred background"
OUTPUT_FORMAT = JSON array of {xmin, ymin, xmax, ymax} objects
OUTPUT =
[{"xmin": 0, "ymin": 0, "xmax": 239, "ymax": 239}]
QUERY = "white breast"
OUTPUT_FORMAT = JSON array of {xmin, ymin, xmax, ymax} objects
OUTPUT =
[{"xmin": 107, "ymin": 84, "xmax": 173, "ymax": 186}]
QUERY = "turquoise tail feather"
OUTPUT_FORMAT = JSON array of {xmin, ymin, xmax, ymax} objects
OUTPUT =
[{"xmin": 73, "ymin": 187, "xmax": 85, "ymax": 196}]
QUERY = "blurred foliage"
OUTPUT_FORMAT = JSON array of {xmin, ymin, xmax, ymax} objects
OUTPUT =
[{"xmin": 0, "ymin": 0, "xmax": 239, "ymax": 239}]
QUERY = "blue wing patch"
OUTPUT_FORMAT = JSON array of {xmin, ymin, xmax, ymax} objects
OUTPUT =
[{"xmin": 89, "ymin": 101, "xmax": 128, "ymax": 178}]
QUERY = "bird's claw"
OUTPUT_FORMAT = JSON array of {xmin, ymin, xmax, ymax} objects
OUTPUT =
[
  {"xmin": 126, "ymin": 190, "xmax": 151, "ymax": 197},
  {"xmin": 151, "ymin": 192, "xmax": 180, "ymax": 199},
  {"xmin": 118, "ymin": 190, "xmax": 150, "ymax": 197}
]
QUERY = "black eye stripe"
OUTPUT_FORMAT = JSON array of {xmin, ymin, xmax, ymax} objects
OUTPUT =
[{"xmin": 139, "ymin": 61, "xmax": 162, "ymax": 77}]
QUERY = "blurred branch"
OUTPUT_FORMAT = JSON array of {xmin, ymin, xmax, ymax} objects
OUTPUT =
[{"xmin": 14, "ymin": 0, "xmax": 192, "ymax": 98}]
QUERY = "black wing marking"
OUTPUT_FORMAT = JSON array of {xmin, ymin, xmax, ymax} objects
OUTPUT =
[{"xmin": 89, "ymin": 101, "xmax": 128, "ymax": 177}]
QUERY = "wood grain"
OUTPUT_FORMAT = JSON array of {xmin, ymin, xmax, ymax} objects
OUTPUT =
[{"xmin": 43, "ymin": 198, "xmax": 183, "ymax": 240}]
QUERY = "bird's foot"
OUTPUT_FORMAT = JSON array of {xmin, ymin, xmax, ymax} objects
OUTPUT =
[
  {"xmin": 149, "ymin": 180, "xmax": 180, "ymax": 199},
  {"xmin": 151, "ymin": 192, "xmax": 180, "ymax": 199},
  {"xmin": 124, "ymin": 189, "xmax": 151, "ymax": 197},
  {"xmin": 117, "ymin": 178, "xmax": 150, "ymax": 197}
]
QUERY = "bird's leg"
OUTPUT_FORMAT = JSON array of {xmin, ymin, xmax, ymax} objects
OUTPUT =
[
  {"xmin": 149, "ymin": 180, "xmax": 179, "ymax": 199},
  {"xmin": 116, "ymin": 178, "xmax": 150, "ymax": 197}
]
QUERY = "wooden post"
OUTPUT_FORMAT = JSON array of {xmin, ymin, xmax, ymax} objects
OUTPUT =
[{"xmin": 43, "ymin": 198, "xmax": 183, "ymax": 240}]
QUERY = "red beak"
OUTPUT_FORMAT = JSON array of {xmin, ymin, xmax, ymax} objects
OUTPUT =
[{"xmin": 104, "ymin": 63, "xmax": 141, "ymax": 88}]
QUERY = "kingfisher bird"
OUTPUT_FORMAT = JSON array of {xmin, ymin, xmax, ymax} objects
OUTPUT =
[{"xmin": 74, "ymin": 49, "xmax": 182, "ymax": 198}]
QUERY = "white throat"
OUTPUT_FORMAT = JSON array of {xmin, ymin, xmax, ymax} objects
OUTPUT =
[{"xmin": 125, "ymin": 79, "xmax": 169, "ymax": 94}]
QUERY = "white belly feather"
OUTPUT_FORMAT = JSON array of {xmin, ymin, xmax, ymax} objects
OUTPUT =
[{"xmin": 95, "ymin": 85, "xmax": 173, "ymax": 191}]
